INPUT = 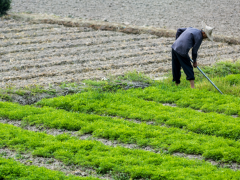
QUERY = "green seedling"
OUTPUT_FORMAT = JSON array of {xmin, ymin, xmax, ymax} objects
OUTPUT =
[
  {"xmin": 1, "ymin": 123, "xmax": 240, "ymax": 179},
  {"xmin": 0, "ymin": 157, "xmax": 100, "ymax": 180},
  {"xmin": 1, "ymin": 101, "xmax": 240, "ymax": 162}
]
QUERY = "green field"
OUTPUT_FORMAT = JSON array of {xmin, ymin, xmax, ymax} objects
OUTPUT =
[{"xmin": 1, "ymin": 61, "xmax": 240, "ymax": 179}]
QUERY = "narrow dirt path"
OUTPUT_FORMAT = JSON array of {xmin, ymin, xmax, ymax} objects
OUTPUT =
[{"xmin": 0, "ymin": 147, "xmax": 111, "ymax": 179}]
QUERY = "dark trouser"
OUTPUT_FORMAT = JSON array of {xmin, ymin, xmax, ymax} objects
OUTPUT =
[{"xmin": 172, "ymin": 49, "xmax": 195, "ymax": 84}]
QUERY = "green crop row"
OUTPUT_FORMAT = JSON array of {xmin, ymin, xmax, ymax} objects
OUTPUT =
[
  {"xmin": 127, "ymin": 83, "xmax": 240, "ymax": 116},
  {"xmin": 218, "ymin": 74, "xmax": 240, "ymax": 86},
  {"xmin": 36, "ymin": 90, "xmax": 240, "ymax": 140},
  {"xmin": 195, "ymin": 61, "xmax": 240, "ymax": 78},
  {"xmin": 209, "ymin": 74, "xmax": 240, "ymax": 86},
  {"xmin": 2, "ymin": 101, "xmax": 240, "ymax": 163},
  {"xmin": 0, "ymin": 157, "xmax": 99, "ymax": 180},
  {"xmin": 200, "ymin": 74, "xmax": 240, "ymax": 97},
  {"xmin": 194, "ymin": 63, "xmax": 240, "ymax": 96},
  {"xmin": 1, "ymin": 123, "xmax": 240, "ymax": 180}
]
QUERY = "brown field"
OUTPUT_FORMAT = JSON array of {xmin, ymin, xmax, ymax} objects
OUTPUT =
[{"xmin": 1, "ymin": 16, "xmax": 240, "ymax": 88}]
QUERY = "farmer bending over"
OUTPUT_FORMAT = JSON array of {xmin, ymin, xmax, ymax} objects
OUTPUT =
[{"xmin": 171, "ymin": 22, "xmax": 214, "ymax": 88}]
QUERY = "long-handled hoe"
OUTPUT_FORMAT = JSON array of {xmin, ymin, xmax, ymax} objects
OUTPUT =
[{"xmin": 190, "ymin": 58, "xmax": 223, "ymax": 94}]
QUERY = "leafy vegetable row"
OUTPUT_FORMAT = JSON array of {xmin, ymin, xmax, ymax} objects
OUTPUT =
[
  {"xmin": 36, "ymin": 90, "xmax": 240, "ymax": 140},
  {"xmin": 2, "ymin": 101, "xmax": 240, "ymax": 163},
  {"xmin": 0, "ymin": 157, "xmax": 99, "ymax": 180},
  {"xmin": 224, "ymin": 74, "xmax": 240, "ymax": 85},
  {"xmin": 1, "ymin": 123, "xmax": 240, "ymax": 180},
  {"xmin": 127, "ymin": 85, "xmax": 240, "ymax": 115}
]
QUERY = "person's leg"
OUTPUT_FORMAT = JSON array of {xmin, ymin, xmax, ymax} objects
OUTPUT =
[
  {"xmin": 175, "ymin": 53, "xmax": 195, "ymax": 88},
  {"xmin": 190, "ymin": 80, "xmax": 195, "ymax": 88},
  {"xmin": 172, "ymin": 49, "xmax": 181, "ymax": 85}
]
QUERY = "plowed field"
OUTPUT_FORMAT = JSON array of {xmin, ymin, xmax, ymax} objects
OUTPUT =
[
  {"xmin": 1, "ymin": 19, "xmax": 240, "ymax": 88},
  {"xmin": 10, "ymin": 0, "xmax": 240, "ymax": 38},
  {"xmin": 0, "ymin": 20, "xmax": 240, "ymax": 87}
]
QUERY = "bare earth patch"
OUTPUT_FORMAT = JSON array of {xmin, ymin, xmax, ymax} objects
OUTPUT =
[
  {"xmin": 1, "ymin": 16, "xmax": 240, "ymax": 89},
  {"xmin": 10, "ymin": 0, "xmax": 240, "ymax": 38}
]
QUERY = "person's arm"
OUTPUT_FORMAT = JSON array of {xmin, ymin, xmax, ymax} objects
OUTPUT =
[
  {"xmin": 193, "ymin": 61, "xmax": 197, "ymax": 68},
  {"xmin": 175, "ymin": 28, "xmax": 187, "ymax": 40},
  {"xmin": 192, "ymin": 33, "xmax": 203, "ymax": 63}
]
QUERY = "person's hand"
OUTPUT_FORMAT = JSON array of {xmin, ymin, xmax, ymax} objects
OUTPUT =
[{"xmin": 193, "ymin": 61, "xmax": 197, "ymax": 68}]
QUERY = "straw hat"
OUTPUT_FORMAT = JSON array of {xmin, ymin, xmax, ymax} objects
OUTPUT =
[{"xmin": 202, "ymin": 21, "xmax": 214, "ymax": 41}]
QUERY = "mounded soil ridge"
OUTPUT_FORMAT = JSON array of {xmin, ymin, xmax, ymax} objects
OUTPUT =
[{"xmin": 7, "ymin": 13, "xmax": 240, "ymax": 45}]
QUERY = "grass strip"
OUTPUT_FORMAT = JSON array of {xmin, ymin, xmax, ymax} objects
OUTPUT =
[
  {"xmin": 1, "ymin": 123, "xmax": 240, "ymax": 180},
  {"xmin": 2, "ymin": 102, "xmax": 240, "ymax": 163},
  {"xmin": 0, "ymin": 157, "xmax": 99, "ymax": 180},
  {"xmin": 36, "ymin": 90, "xmax": 240, "ymax": 140}
]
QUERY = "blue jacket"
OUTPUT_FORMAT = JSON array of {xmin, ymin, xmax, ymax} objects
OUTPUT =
[{"xmin": 171, "ymin": 27, "xmax": 203, "ymax": 62}]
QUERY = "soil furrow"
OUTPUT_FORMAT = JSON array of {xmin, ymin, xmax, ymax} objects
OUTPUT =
[
  {"xmin": 0, "ymin": 20, "xmax": 60, "ymax": 26},
  {"xmin": 0, "ymin": 23, "xmax": 60, "ymax": 30},
  {"xmin": 0, "ymin": 148, "xmax": 109, "ymax": 179},
  {"xmin": 1, "ymin": 27, "xmax": 94, "ymax": 40},
  {"xmin": 0, "ymin": 57, "xmax": 224, "ymax": 87},
  {"xmin": 0, "ymin": 52, "xmax": 170, "ymax": 73},
  {"xmin": 1, "ymin": 43, "xmax": 238, "ymax": 76},
  {"xmin": 0, "ymin": 38, "xmax": 233, "ymax": 64},
  {"xmin": 0, "ymin": 48, "xmax": 171, "ymax": 75},
  {"xmin": 0, "ymin": 21, "xmax": 30, "ymax": 28},
  {"xmin": 0, "ymin": 34, "xmax": 157, "ymax": 55},
  {"xmin": 2, "ymin": 43, "xmax": 235, "ymax": 66},
  {"xmin": 0, "ymin": 59, "xmax": 170, "ymax": 82},
  {"xmin": 215, "ymin": 53, "xmax": 240, "ymax": 61},
  {"xmin": 0, "ymin": 45, "xmax": 165, "ymax": 67},
  {"xmin": 200, "ymin": 45, "xmax": 240, "ymax": 56},
  {"xmin": 0, "ymin": 66, "xmax": 169, "ymax": 87},
  {"xmin": 0, "ymin": 24, "xmax": 62, "ymax": 33},
  {"xmin": 1, "ymin": 119, "xmax": 239, "ymax": 171},
  {"xmin": 1, "ymin": 40, "xmax": 235, "ymax": 69},
  {"xmin": 0, "ymin": 53, "xmax": 235, "ymax": 87},
  {"xmin": 0, "ymin": 31, "xmax": 127, "ymax": 48},
  {"xmin": 0, "ymin": 43, "xmax": 167, "ymax": 64},
  {"xmin": 0, "ymin": 38, "xmax": 171, "ymax": 63}
]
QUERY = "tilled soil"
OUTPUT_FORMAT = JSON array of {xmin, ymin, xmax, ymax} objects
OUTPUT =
[
  {"xmin": 10, "ymin": 0, "xmax": 240, "ymax": 38},
  {"xmin": 1, "ymin": 19, "xmax": 239, "ymax": 88}
]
